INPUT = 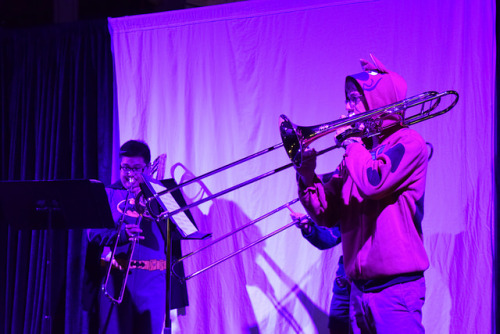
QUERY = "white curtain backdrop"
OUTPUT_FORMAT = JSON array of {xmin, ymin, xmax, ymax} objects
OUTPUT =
[{"xmin": 108, "ymin": 0, "xmax": 496, "ymax": 332}]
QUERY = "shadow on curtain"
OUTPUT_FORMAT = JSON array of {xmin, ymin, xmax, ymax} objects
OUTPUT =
[{"xmin": 0, "ymin": 20, "xmax": 113, "ymax": 333}]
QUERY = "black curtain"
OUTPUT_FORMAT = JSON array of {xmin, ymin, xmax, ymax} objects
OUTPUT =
[{"xmin": 0, "ymin": 19, "xmax": 114, "ymax": 333}]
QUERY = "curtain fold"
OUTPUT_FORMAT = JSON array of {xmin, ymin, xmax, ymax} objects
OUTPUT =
[{"xmin": 0, "ymin": 20, "xmax": 114, "ymax": 333}]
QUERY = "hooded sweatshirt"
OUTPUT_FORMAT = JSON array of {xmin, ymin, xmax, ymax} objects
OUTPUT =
[{"xmin": 298, "ymin": 55, "xmax": 429, "ymax": 284}]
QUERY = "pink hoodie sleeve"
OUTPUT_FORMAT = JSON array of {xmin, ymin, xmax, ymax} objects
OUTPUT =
[{"xmin": 297, "ymin": 172, "xmax": 343, "ymax": 228}]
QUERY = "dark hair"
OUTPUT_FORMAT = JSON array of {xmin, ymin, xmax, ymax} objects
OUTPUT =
[{"xmin": 119, "ymin": 140, "xmax": 151, "ymax": 164}]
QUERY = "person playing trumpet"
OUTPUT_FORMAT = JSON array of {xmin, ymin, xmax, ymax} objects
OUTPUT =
[{"xmin": 294, "ymin": 55, "xmax": 429, "ymax": 333}]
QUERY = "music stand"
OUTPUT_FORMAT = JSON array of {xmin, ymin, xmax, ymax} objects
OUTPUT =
[
  {"xmin": 140, "ymin": 177, "xmax": 210, "ymax": 333},
  {"xmin": 0, "ymin": 179, "xmax": 115, "ymax": 334},
  {"xmin": 0, "ymin": 179, "xmax": 115, "ymax": 230}
]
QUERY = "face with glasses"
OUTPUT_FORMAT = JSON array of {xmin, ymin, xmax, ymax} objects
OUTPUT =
[
  {"xmin": 120, "ymin": 156, "xmax": 149, "ymax": 192},
  {"xmin": 345, "ymin": 80, "xmax": 367, "ymax": 116}
]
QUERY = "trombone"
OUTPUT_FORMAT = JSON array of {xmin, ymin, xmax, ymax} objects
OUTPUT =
[
  {"xmin": 166, "ymin": 90, "xmax": 459, "ymax": 281},
  {"xmin": 101, "ymin": 182, "xmax": 144, "ymax": 304},
  {"xmin": 101, "ymin": 154, "xmax": 166, "ymax": 304},
  {"xmin": 148, "ymin": 90, "xmax": 458, "ymax": 219},
  {"xmin": 172, "ymin": 198, "xmax": 301, "ymax": 281},
  {"xmin": 280, "ymin": 90, "xmax": 459, "ymax": 166}
]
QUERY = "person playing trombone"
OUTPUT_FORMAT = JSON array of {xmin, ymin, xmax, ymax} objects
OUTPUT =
[
  {"xmin": 83, "ymin": 140, "xmax": 194, "ymax": 334},
  {"xmin": 294, "ymin": 55, "xmax": 429, "ymax": 333}
]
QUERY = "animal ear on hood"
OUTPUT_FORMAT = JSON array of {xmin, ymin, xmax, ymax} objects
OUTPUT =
[
  {"xmin": 360, "ymin": 54, "xmax": 389, "ymax": 74},
  {"xmin": 346, "ymin": 54, "xmax": 407, "ymax": 110}
]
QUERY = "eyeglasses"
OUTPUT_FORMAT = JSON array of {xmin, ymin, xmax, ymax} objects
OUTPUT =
[
  {"xmin": 120, "ymin": 165, "xmax": 146, "ymax": 173},
  {"xmin": 345, "ymin": 94, "xmax": 365, "ymax": 107}
]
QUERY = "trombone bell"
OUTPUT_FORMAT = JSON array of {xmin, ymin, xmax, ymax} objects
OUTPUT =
[{"xmin": 279, "ymin": 115, "xmax": 301, "ymax": 167}]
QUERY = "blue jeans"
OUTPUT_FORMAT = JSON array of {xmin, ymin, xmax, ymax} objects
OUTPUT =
[
  {"xmin": 349, "ymin": 277, "xmax": 426, "ymax": 334},
  {"xmin": 329, "ymin": 262, "xmax": 351, "ymax": 333}
]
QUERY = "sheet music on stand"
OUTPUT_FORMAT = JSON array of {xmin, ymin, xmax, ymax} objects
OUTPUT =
[{"xmin": 140, "ymin": 177, "xmax": 199, "ymax": 237}]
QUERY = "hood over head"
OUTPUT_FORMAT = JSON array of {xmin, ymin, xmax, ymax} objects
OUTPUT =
[{"xmin": 346, "ymin": 54, "xmax": 407, "ymax": 111}]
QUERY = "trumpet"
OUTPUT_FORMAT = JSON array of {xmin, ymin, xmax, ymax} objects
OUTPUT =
[{"xmin": 167, "ymin": 90, "xmax": 459, "ymax": 281}]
